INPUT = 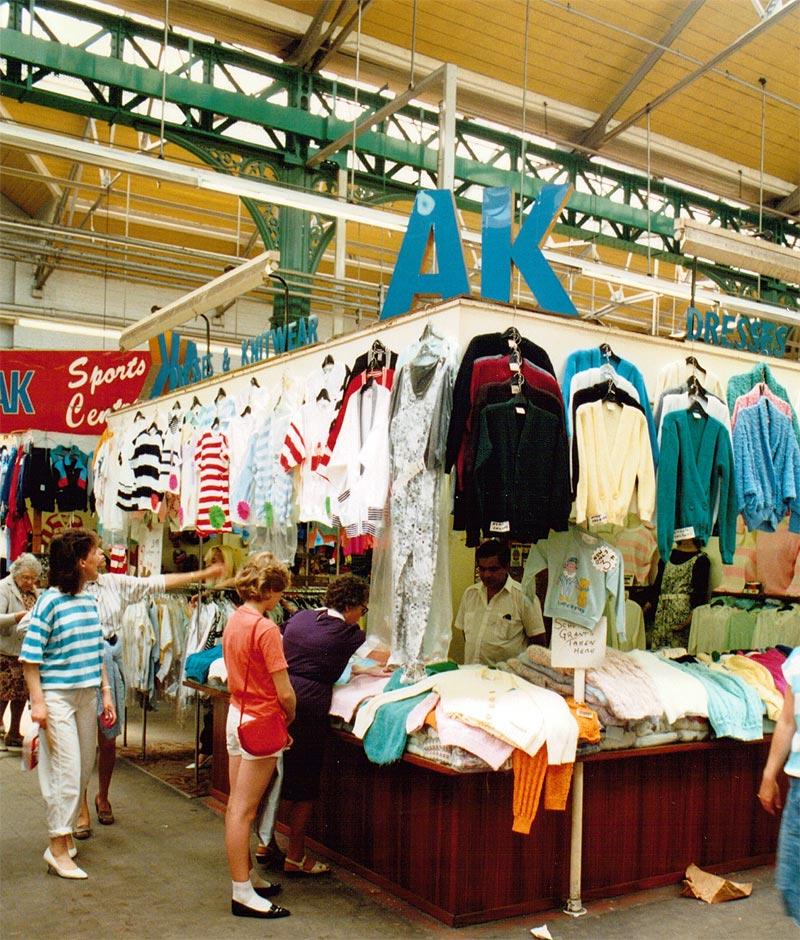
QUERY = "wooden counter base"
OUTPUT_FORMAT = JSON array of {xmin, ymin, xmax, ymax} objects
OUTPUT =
[
  {"xmin": 197, "ymin": 684, "xmax": 779, "ymax": 927},
  {"xmin": 309, "ymin": 732, "xmax": 779, "ymax": 927}
]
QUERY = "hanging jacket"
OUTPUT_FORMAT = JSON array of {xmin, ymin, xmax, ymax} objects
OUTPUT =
[
  {"xmin": 446, "ymin": 332, "xmax": 556, "ymax": 474},
  {"xmin": 473, "ymin": 397, "xmax": 570, "ymax": 543},
  {"xmin": 50, "ymin": 445, "xmax": 90, "ymax": 512},
  {"xmin": 561, "ymin": 347, "xmax": 658, "ymax": 467},
  {"xmin": 733, "ymin": 397, "xmax": 800, "ymax": 535},
  {"xmin": 574, "ymin": 399, "xmax": 656, "ymax": 532},
  {"xmin": 657, "ymin": 410, "xmax": 737, "ymax": 563}
]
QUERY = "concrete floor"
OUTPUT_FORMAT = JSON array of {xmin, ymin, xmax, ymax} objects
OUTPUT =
[{"xmin": 1, "ymin": 710, "xmax": 797, "ymax": 939}]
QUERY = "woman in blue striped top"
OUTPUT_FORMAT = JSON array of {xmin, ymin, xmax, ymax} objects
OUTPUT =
[{"xmin": 20, "ymin": 529, "xmax": 115, "ymax": 880}]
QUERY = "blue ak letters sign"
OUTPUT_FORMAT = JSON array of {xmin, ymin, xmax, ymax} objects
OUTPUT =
[{"xmin": 381, "ymin": 184, "xmax": 578, "ymax": 319}]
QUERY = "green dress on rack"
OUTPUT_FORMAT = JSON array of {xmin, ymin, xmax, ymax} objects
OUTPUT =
[{"xmin": 650, "ymin": 551, "xmax": 706, "ymax": 650}]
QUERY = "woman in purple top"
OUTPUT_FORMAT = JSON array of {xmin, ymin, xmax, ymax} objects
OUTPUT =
[{"xmin": 276, "ymin": 575, "xmax": 370, "ymax": 876}]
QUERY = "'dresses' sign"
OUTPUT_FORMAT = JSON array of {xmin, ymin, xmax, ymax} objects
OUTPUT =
[{"xmin": 0, "ymin": 350, "xmax": 151, "ymax": 434}]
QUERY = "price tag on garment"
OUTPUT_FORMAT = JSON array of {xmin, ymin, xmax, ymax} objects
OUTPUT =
[
  {"xmin": 551, "ymin": 617, "xmax": 607, "ymax": 667},
  {"xmin": 509, "ymin": 360, "xmax": 521, "ymax": 372},
  {"xmin": 589, "ymin": 513, "xmax": 608, "ymax": 525},
  {"xmin": 673, "ymin": 525, "xmax": 696, "ymax": 541},
  {"xmin": 490, "ymin": 520, "xmax": 511, "ymax": 533},
  {"xmin": 624, "ymin": 573, "xmax": 634, "ymax": 587},
  {"xmin": 590, "ymin": 545, "xmax": 618, "ymax": 573},
  {"xmin": 515, "ymin": 406, "xmax": 526, "ymax": 415}
]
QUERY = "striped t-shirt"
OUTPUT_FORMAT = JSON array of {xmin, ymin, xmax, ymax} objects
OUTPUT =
[
  {"xmin": 19, "ymin": 588, "xmax": 103, "ymax": 689},
  {"xmin": 85, "ymin": 573, "xmax": 166, "ymax": 639},
  {"xmin": 784, "ymin": 647, "xmax": 800, "ymax": 779}
]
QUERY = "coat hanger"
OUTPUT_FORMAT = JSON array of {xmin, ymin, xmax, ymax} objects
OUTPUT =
[
  {"xmin": 250, "ymin": 376, "xmax": 260, "ymax": 388},
  {"xmin": 602, "ymin": 378, "xmax": 619, "ymax": 404},
  {"xmin": 321, "ymin": 353, "xmax": 335, "ymax": 369},
  {"xmin": 688, "ymin": 397, "xmax": 706, "ymax": 418},
  {"xmin": 368, "ymin": 339, "xmax": 387, "ymax": 371},
  {"xmin": 316, "ymin": 387, "xmax": 330, "ymax": 402},
  {"xmin": 687, "ymin": 374, "xmax": 708, "ymax": 400},
  {"xmin": 685, "ymin": 355, "xmax": 706, "ymax": 375},
  {"xmin": 599, "ymin": 342, "xmax": 618, "ymax": 364},
  {"xmin": 510, "ymin": 370, "xmax": 525, "ymax": 395},
  {"xmin": 501, "ymin": 326, "xmax": 522, "ymax": 348},
  {"xmin": 191, "ymin": 396, "xmax": 201, "ymax": 409},
  {"xmin": 214, "ymin": 387, "xmax": 227, "ymax": 403}
]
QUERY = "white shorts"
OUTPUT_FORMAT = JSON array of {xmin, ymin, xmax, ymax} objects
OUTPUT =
[{"xmin": 226, "ymin": 705, "xmax": 284, "ymax": 761}]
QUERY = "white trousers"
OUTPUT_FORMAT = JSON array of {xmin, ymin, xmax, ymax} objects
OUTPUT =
[{"xmin": 37, "ymin": 688, "xmax": 97, "ymax": 838}]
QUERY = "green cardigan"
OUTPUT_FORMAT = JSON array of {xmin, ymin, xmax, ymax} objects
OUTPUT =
[{"xmin": 657, "ymin": 410, "xmax": 737, "ymax": 564}]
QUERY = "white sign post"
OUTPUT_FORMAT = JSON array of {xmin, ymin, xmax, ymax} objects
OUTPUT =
[{"xmin": 556, "ymin": 617, "xmax": 606, "ymax": 918}]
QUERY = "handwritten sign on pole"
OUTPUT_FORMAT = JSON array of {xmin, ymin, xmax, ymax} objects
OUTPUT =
[{"xmin": 551, "ymin": 617, "xmax": 607, "ymax": 668}]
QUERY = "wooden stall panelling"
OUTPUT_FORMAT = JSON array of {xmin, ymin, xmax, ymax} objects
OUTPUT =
[
  {"xmin": 309, "ymin": 733, "xmax": 780, "ymax": 927},
  {"xmin": 197, "ymin": 688, "xmax": 780, "ymax": 927}
]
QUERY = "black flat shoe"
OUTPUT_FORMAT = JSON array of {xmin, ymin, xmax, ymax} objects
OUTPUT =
[
  {"xmin": 255, "ymin": 846, "xmax": 286, "ymax": 869},
  {"xmin": 231, "ymin": 900, "xmax": 290, "ymax": 919},
  {"xmin": 253, "ymin": 882, "xmax": 281, "ymax": 898}
]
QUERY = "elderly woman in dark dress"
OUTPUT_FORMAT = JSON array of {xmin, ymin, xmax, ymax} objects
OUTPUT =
[{"xmin": 275, "ymin": 574, "xmax": 380, "ymax": 876}]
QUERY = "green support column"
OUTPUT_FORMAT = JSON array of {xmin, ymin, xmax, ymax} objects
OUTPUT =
[{"xmin": 273, "ymin": 167, "xmax": 313, "ymax": 326}]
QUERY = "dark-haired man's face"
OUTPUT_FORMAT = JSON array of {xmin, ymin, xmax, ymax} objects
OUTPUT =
[{"xmin": 477, "ymin": 556, "xmax": 508, "ymax": 593}]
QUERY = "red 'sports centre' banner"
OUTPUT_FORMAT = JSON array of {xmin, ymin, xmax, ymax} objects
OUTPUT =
[{"xmin": 1, "ymin": 350, "xmax": 151, "ymax": 434}]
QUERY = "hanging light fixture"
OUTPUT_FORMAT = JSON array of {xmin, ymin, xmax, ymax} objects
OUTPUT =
[
  {"xmin": 676, "ymin": 220, "xmax": 800, "ymax": 286},
  {"xmin": 119, "ymin": 251, "xmax": 280, "ymax": 350}
]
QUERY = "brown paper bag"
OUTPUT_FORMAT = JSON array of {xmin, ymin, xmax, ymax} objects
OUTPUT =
[{"xmin": 680, "ymin": 863, "xmax": 752, "ymax": 904}]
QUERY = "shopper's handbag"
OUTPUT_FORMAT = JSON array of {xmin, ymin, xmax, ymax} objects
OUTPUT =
[{"xmin": 236, "ymin": 615, "xmax": 289, "ymax": 757}]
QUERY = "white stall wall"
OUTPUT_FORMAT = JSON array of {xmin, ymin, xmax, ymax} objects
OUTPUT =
[
  {"xmin": 110, "ymin": 296, "xmax": 800, "ymax": 424},
  {"xmin": 108, "ymin": 296, "xmax": 800, "ymax": 617}
]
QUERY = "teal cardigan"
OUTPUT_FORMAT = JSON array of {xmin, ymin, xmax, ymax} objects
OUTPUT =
[{"xmin": 657, "ymin": 410, "xmax": 737, "ymax": 563}]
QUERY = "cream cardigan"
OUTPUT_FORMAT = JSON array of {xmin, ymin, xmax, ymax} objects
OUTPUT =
[{"xmin": 574, "ymin": 400, "xmax": 656, "ymax": 529}]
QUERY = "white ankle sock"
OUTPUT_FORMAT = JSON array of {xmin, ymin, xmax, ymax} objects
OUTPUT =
[{"xmin": 232, "ymin": 880, "xmax": 273, "ymax": 912}]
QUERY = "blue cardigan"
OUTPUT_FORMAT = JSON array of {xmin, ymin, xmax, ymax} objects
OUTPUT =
[
  {"xmin": 733, "ymin": 397, "xmax": 800, "ymax": 534},
  {"xmin": 561, "ymin": 347, "xmax": 658, "ymax": 467},
  {"xmin": 657, "ymin": 410, "xmax": 737, "ymax": 563}
]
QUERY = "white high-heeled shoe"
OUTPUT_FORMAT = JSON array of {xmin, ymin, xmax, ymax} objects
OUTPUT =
[{"xmin": 44, "ymin": 847, "xmax": 87, "ymax": 879}]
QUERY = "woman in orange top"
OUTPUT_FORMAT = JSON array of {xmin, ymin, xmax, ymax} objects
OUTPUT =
[{"xmin": 222, "ymin": 552, "xmax": 296, "ymax": 919}]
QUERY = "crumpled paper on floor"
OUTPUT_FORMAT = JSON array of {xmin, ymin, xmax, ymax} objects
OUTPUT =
[
  {"xmin": 681, "ymin": 863, "xmax": 752, "ymax": 904},
  {"xmin": 530, "ymin": 926, "xmax": 553, "ymax": 939}
]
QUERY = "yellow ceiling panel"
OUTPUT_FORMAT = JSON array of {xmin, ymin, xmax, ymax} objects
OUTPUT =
[
  {"xmin": 105, "ymin": 0, "xmax": 797, "ymax": 190},
  {"xmin": 3, "ymin": 0, "xmax": 796, "ymax": 294}
]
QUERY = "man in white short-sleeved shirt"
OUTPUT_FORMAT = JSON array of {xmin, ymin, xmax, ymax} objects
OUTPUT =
[{"xmin": 454, "ymin": 540, "xmax": 545, "ymax": 667}]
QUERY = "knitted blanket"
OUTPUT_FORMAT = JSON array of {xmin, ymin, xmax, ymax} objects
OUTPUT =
[
  {"xmin": 525, "ymin": 645, "xmax": 663, "ymax": 721},
  {"xmin": 504, "ymin": 657, "xmax": 620, "ymax": 728}
]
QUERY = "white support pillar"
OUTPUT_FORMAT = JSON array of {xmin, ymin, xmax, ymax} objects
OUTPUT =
[
  {"xmin": 437, "ymin": 63, "xmax": 457, "ymax": 191},
  {"xmin": 334, "ymin": 167, "xmax": 348, "ymax": 335},
  {"xmin": 565, "ymin": 666, "xmax": 587, "ymax": 917}
]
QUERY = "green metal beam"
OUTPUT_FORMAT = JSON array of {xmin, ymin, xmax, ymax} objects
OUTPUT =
[
  {"xmin": 0, "ymin": 26, "xmax": 672, "ymax": 238},
  {"xmin": 0, "ymin": 0, "xmax": 797, "ymax": 311}
]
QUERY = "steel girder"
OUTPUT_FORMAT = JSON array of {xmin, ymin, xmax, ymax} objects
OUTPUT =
[{"xmin": 1, "ymin": 0, "xmax": 798, "ymax": 309}]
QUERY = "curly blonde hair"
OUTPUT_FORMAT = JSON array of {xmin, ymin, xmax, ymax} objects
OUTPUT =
[{"xmin": 234, "ymin": 551, "xmax": 291, "ymax": 601}]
